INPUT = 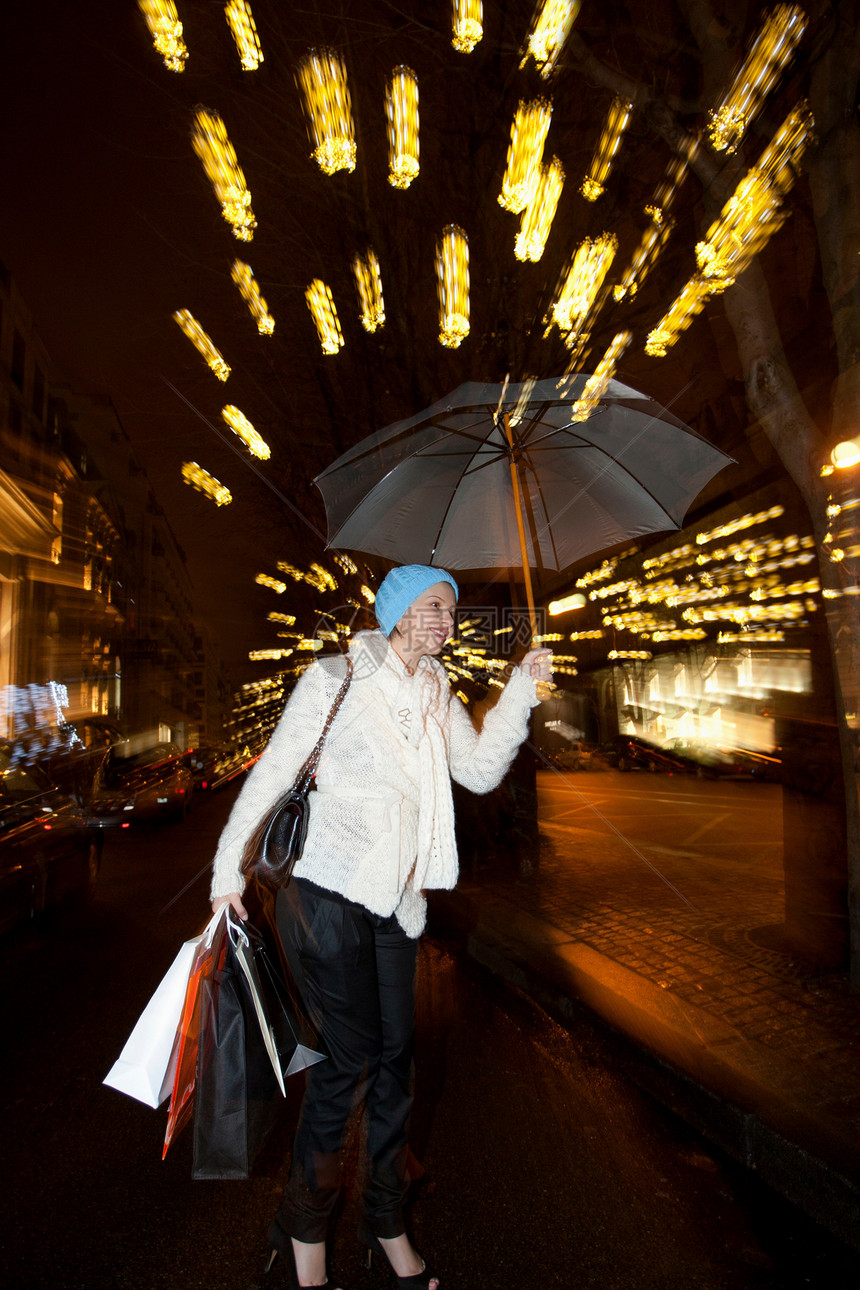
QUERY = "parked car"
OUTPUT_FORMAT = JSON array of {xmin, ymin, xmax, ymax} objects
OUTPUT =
[
  {"xmin": 599, "ymin": 734, "xmax": 695, "ymax": 774},
  {"xmin": 551, "ymin": 742, "xmax": 609, "ymax": 771},
  {"xmin": 0, "ymin": 754, "xmax": 102, "ymax": 933},
  {"xmin": 87, "ymin": 741, "xmax": 193, "ymax": 828}
]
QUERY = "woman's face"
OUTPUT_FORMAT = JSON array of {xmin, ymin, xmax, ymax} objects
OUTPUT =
[{"xmin": 392, "ymin": 582, "xmax": 457, "ymax": 660}]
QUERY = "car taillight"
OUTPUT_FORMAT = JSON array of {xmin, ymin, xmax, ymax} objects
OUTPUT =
[
  {"xmin": 43, "ymin": 823, "xmax": 53, "ymax": 830},
  {"xmin": 201, "ymin": 781, "xmax": 208, "ymax": 789},
  {"xmin": 121, "ymin": 822, "xmax": 130, "ymax": 829}
]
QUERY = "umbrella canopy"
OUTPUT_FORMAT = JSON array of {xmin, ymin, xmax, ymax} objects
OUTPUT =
[{"xmin": 314, "ymin": 378, "xmax": 733, "ymax": 574}]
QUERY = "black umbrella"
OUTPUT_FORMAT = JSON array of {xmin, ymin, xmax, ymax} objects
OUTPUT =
[{"xmin": 315, "ymin": 376, "xmax": 733, "ymax": 628}]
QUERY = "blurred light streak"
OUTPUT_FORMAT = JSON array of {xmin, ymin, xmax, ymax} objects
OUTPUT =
[
  {"xmin": 696, "ymin": 101, "xmax": 813, "ymax": 285},
  {"xmin": 225, "ymin": 0, "xmax": 263, "ymax": 70},
  {"xmin": 831, "ymin": 438, "xmax": 860, "ymax": 468},
  {"xmin": 221, "ymin": 405, "xmax": 270, "ymax": 459},
  {"xmin": 571, "ymin": 331, "xmax": 632, "ymax": 421},
  {"xmin": 708, "ymin": 4, "xmax": 807, "ymax": 153},
  {"xmin": 549, "ymin": 233, "xmax": 617, "ymax": 346},
  {"xmin": 305, "ymin": 280, "xmax": 344, "ymax": 354},
  {"xmin": 192, "ymin": 108, "xmax": 257, "ymax": 241},
  {"xmin": 255, "ymin": 573, "xmax": 287, "ymax": 593},
  {"xmin": 514, "ymin": 157, "xmax": 564, "ymax": 262},
  {"xmin": 386, "ymin": 68, "xmax": 419, "ymax": 189},
  {"xmin": 521, "ymin": 0, "xmax": 581, "ymax": 78},
  {"xmin": 172, "ymin": 310, "xmax": 231, "ymax": 380},
  {"xmin": 249, "ymin": 648, "xmax": 292, "ymax": 661},
  {"xmin": 267, "ymin": 612, "xmax": 296, "ymax": 625},
  {"xmin": 436, "ymin": 225, "xmax": 470, "ymax": 348},
  {"xmin": 581, "ymin": 98, "xmax": 633, "ymax": 201},
  {"xmin": 139, "ymin": 1, "xmax": 188, "ymax": 72},
  {"xmin": 297, "ymin": 49, "xmax": 356, "ymax": 175},
  {"xmin": 451, "ymin": 0, "xmax": 483, "ymax": 52},
  {"xmin": 549, "ymin": 592, "xmax": 587, "ymax": 614},
  {"xmin": 333, "ymin": 553, "xmax": 358, "ymax": 574},
  {"xmin": 613, "ymin": 210, "xmax": 674, "ymax": 301},
  {"xmin": 645, "ymin": 277, "xmax": 719, "ymax": 357},
  {"xmin": 231, "ymin": 260, "xmax": 274, "ymax": 334},
  {"xmin": 648, "ymin": 102, "xmax": 812, "ymax": 357},
  {"xmin": 352, "ymin": 250, "xmax": 385, "ymax": 332},
  {"xmin": 181, "ymin": 461, "xmax": 232, "ymax": 505},
  {"xmin": 499, "ymin": 99, "xmax": 552, "ymax": 214},
  {"xmin": 360, "ymin": 584, "xmax": 375, "ymax": 603}
]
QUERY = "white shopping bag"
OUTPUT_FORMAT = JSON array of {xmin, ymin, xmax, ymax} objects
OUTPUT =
[{"xmin": 104, "ymin": 906, "xmax": 226, "ymax": 1108}]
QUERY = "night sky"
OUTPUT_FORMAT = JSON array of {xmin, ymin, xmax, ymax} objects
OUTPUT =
[{"xmin": 0, "ymin": 1, "xmax": 824, "ymax": 681}]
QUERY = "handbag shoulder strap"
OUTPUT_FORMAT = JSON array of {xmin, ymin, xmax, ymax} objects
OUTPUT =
[{"xmin": 294, "ymin": 655, "xmax": 353, "ymax": 793}]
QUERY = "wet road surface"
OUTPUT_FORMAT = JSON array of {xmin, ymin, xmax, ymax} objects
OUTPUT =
[{"xmin": 1, "ymin": 785, "xmax": 858, "ymax": 1289}]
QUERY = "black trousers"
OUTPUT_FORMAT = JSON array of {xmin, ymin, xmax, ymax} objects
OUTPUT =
[{"xmin": 273, "ymin": 879, "xmax": 418, "ymax": 1243}]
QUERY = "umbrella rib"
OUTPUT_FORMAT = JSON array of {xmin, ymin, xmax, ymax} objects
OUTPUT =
[
  {"xmin": 533, "ymin": 439, "xmax": 683, "ymax": 547},
  {"xmin": 426, "ymin": 427, "xmax": 490, "ymax": 563}
]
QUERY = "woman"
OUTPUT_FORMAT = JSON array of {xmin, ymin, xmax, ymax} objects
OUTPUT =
[{"xmin": 211, "ymin": 565, "xmax": 552, "ymax": 1289}]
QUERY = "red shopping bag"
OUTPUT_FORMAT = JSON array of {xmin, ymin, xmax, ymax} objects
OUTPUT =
[{"xmin": 162, "ymin": 908, "xmax": 228, "ymax": 1158}]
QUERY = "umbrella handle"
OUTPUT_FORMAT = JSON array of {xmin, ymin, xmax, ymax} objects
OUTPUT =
[{"xmin": 504, "ymin": 414, "xmax": 553, "ymax": 700}]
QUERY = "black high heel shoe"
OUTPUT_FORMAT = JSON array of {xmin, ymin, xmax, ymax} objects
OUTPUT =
[
  {"xmin": 359, "ymin": 1229, "xmax": 439, "ymax": 1289},
  {"xmin": 264, "ymin": 1227, "xmax": 337, "ymax": 1289}
]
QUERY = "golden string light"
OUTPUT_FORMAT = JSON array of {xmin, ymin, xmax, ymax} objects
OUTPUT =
[
  {"xmin": 451, "ymin": 0, "xmax": 483, "ymax": 52},
  {"xmin": 613, "ymin": 210, "xmax": 674, "ymax": 301},
  {"xmin": 231, "ymin": 260, "xmax": 274, "ymax": 334},
  {"xmin": 172, "ymin": 309, "xmax": 231, "ymax": 380},
  {"xmin": 581, "ymin": 98, "xmax": 633, "ymax": 201},
  {"xmin": 514, "ymin": 157, "xmax": 564, "ymax": 262},
  {"xmin": 571, "ymin": 331, "xmax": 633, "ymax": 422},
  {"xmin": 181, "ymin": 462, "xmax": 232, "ymax": 506},
  {"xmin": 305, "ymin": 280, "xmax": 344, "ymax": 355},
  {"xmin": 138, "ymin": 1, "xmax": 188, "ymax": 73},
  {"xmin": 436, "ymin": 225, "xmax": 470, "ymax": 348},
  {"xmin": 191, "ymin": 108, "xmax": 256, "ymax": 241},
  {"xmin": 385, "ymin": 67, "xmax": 419, "ymax": 189},
  {"xmin": 708, "ymin": 4, "xmax": 807, "ymax": 153},
  {"xmin": 297, "ymin": 49, "xmax": 356, "ymax": 175},
  {"xmin": 498, "ymin": 99, "xmax": 553, "ymax": 214},
  {"xmin": 549, "ymin": 233, "xmax": 617, "ymax": 345},
  {"xmin": 645, "ymin": 277, "xmax": 720, "ymax": 358},
  {"xmin": 352, "ymin": 250, "xmax": 385, "ymax": 332},
  {"xmin": 521, "ymin": 0, "xmax": 581, "ymax": 78},
  {"xmin": 267, "ymin": 612, "xmax": 296, "ymax": 625},
  {"xmin": 221, "ymin": 405, "xmax": 271, "ymax": 459},
  {"xmin": 695, "ymin": 100, "xmax": 814, "ymax": 286},
  {"xmin": 255, "ymin": 573, "xmax": 287, "ymax": 593},
  {"xmin": 249, "ymin": 649, "xmax": 292, "ymax": 661},
  {"xmin": 648, "ymin": 102, "xmax": 812, "ymax": 357},
  {"xmin": 224, "ymin": 0, "xmax": 263, "ymax": 70}
]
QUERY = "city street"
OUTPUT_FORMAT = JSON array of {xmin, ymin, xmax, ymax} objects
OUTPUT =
[
  {"xmin": 2, "ymin": 783, "xmax": 859, "ymax": 1288},
  {"xmin": 536, "ymin": 769, "xmax": 784, "ymax": 925}
]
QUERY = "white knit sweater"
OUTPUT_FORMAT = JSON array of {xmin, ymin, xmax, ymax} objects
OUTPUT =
[{"xmin": 210, "ymin": 630, "xmax": 539, "ymax": 937}]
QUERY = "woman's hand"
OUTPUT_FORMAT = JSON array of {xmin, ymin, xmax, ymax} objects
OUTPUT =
[
  {"xmin": 519, "ymin": 648, "xmax": 553, "ymax": 684},
  {"xmin": 212, "ymin": 892, "xmax": 248, "ymax": 921}
]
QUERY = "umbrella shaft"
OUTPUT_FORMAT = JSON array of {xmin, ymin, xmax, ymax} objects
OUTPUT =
[{"xmin": 504, "ymin": 415, "xmax": 538, "ymax": 641}]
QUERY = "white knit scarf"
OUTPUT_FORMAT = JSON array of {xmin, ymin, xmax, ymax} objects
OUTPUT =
[{"xmin": 352, "ymin": 631, "xmax": 459, "ymax": 893}]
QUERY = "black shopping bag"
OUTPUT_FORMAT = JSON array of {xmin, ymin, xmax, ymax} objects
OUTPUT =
[
  {"xmin": 192, "ymin": 933, "xmax": 279, "ymax": 1180},
  {"xmin": 192, "ymin": 917, "xmax": 325, "ymax": 1180}
]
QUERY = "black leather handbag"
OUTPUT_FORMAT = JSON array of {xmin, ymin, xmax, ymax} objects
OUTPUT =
[{"xmin": 241, "ymin": 658, "xmax": 353, "ymax": 890}]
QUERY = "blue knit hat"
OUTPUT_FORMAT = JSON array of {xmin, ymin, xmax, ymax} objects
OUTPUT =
[{"xmin": 375, "ymin": 565, "xmax": 459, "ymax": 636}]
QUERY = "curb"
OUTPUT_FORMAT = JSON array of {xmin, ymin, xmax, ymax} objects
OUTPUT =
[{"xmin": 428, "ymin": 884, "xmax": 860, "ymax": 1252}]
